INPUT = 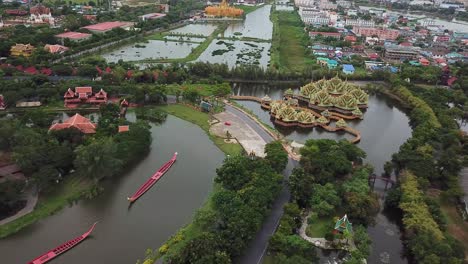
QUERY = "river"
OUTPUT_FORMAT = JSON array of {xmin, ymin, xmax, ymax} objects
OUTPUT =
[
  {"xmin": 0, "ymin": 114, "xmax": 224, "ymax": 264},
  {"xmin": 232, "ymin": 83, "xmax": 412, "ymax": 264}
]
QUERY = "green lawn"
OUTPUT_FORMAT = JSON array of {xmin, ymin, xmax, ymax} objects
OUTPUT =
[
  {"xmin": 305, "ymin": 216, "xmax": 332, "ymax": 238},
  {"xmin": 270, "ymin": 11, "xmax": 313, "ymax": 72},
  {"xmin": 155, "ymin": 104, "xmax": 243, "ymax": 156},
  {"xmin": 0, "ymin": 175, "xmax": 94, "ymax": 238}
]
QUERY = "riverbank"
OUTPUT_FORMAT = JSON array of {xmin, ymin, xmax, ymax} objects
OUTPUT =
[
  {"xmin": 0, "ymin": 175, "xmax": 95, "ymax": 238},
  {"xmin": 154, "ymin": 104, "xmax": 243, "ymax": 156}
]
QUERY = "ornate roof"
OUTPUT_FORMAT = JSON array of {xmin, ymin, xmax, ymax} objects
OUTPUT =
[
  {"xmin": 298, "ymin": 77, "xmax": 368, "ymax": 110},
  {"xmin": 297, "ymin": 111, "xmax": 315, "ymax": 124},
  {"xmin": 317, "ymin": 116, "xmax": 329, "ymax": 124},
  {"xmin": 336, "ymin": 118, "xmax": 347, "ymax": 128},
  {"xmin": 261, "ymin": 95, "xmax": 272, "ymax": 102}
]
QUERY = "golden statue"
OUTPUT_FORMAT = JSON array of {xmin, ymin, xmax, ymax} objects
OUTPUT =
[{"xmin": 205, "ymin": 0, "xmax": 244, "ymax": 18}]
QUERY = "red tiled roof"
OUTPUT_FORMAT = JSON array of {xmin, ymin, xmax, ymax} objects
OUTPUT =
[
  {"xmin": 41, "ymin": 68, "xmax": 52, "ymax": 76},
  {"xmin": 55, "ymin": 32, "xmax": 92, "ymax": 39},
  {"xmin": 309, "ymin": 31, "xmax": 341, "ymax": 37},
  {"xmin": 82, "ymin": 21, "xmax": 132, "ymax": 32},
  {"xmin": 118, "ymin": 125, "xmax": 129, "ymax": 133},
  {"xmin": 95, "ymin": 89, "xmax": 107, "ymax": 98},
  {"xmin": 5, "ymin": 9, "xmax": 28, "ymax": 16},
  {"xmin": 75, "ymin": 87, "xmax": 92, "ymax": 94},
  {"xmin": 44, "ymin": 44, "xmax": 69, "ymax": 54},
  {"xmin": 447, "ymin": 76, "xmax": 457, "ymax": 86},
  {"xmin": 64, "ymin": 88, "xmax": 75, "ymax": 98},
  {"xmin": 49, "ymin": 113, "xmax": 96, "ymax": 134},
  {"xmin": 24, "ymin": 66, "xmax": 37, "ymax": 74}
]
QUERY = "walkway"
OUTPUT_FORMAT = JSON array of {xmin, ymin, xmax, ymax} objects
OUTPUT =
[
  {"xmin": 0, "ymin": 186, "xmax": 38, "ymax": 226},
  {"xmin": 224, "ymin": 103, "xmax": 298, "ymax": 264}
]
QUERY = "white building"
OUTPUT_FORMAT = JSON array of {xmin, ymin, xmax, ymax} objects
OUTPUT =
[
  {"xmin": 29, "ymin": 4, "xmax": 55, "ymax": 25},
  {"xmin": 345, "ymin": 19, "xmax": 375, "ymax": 27},
  {"xmin": 319, "ymin": 0, "xmax": 337, "ymax": 10},
  {"xmin": 295, "ymin": 0, "xmax": 315, "ymax": 7},
  {"xmin": 299, "ymin": 8, "xmax": 332, "ymax": 25}
]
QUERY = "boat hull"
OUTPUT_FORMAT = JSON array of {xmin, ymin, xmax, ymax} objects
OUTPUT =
[
  {"xmin": 28, "ymin": 222, "xmax": 97, "ymax": 264},
  {"xmin": 128, "ymin": 152, "xmax": 177, "ymax": 203}
]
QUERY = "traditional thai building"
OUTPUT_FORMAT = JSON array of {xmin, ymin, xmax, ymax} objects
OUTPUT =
[
  {"xmin": 49, "ymin": 113, "xmax": 97, "ymax": 134},
  {"xmin": 10, "ymin": 43, "xmax": 35, "ymax": 57},
  {"xmin": 44, "ymin": 44, "xmax": 69, "ymax": 54},
  {"xmin": 64, "ymin": 87, "xmax": 108, "ymax": 107},
  {"xmin": 334, "ymin": 214, "xmax": 352, "ymax": 234},
  {"xmin": 205, "ymin": 0, "xmax": 244, "ymax": 17},
  {"xmin": 29, "ymin": 4, "xmax": 54, "ymax": 25},
  {"xmin": 0, "ymin": 94, "xmax": 5, "ymax": 110}
]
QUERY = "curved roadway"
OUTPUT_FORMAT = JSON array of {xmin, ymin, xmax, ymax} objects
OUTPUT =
[{"xmin": 225, "ymin": 105, "xmax": 297, "ymax": 264}]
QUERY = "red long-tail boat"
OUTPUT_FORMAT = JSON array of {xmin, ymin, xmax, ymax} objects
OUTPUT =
[
  {"xmin": 127, "ymin": 152, "xmax": 178, "ymax": 203},
  {"xmin": 28, "ymin": 222, "xmax": 98, "ymax": 264}
]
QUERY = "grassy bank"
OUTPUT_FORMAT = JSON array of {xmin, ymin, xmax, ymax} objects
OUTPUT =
[
  {"xmin": 270, "ymin": 10, "xmax": 314, "ymax": 72},
  {"xmin": 0, "ymin": 175, "xmax": 95, "ymax": 238},
  {"xmin": 237, "ymin": 4, "xmax": 263, "ymax": 15},
  {"xmin": 154, "ymin": 104, "xmax": 243, "ymax": 156}
]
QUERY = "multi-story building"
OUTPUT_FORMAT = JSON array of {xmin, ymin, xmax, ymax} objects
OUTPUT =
[
  {"xmin": 384, "ymin": 45, "xmax": 419, "ymax": 60},
  {"xmin": 309, "ymin": 31, "xmax": 341, "ymax": 39},
  {"xmin": 299, "ymin": 8, "xmax": 331, "ymax": 25},
  {"xmin": 345, "ymin": 19, "xmax": 375, "ymax": 27},
  {"xmin": 353, "ymin": 27, "xmax": 400, "ymax": 40},
  {"xmin": 295, "ymin": 0, "xmax": 315, "ymax": 7},
  {"xmin": 10, "ymin": 43, "xmax": 35, "ymax": 57},
  {"xmin": 319, "ymin": 0, "xmax": 337, "ymax": 9}
]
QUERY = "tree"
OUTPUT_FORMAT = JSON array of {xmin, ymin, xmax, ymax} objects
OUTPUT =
[
  {"xmin": 264, "ymin": 141, "xmax": 288, "ymax": 173},
  {"xmin": 74, "ymin": 137, "xmax": 122, "ymax": 181},
  {"xmin": 310, "ymin": 183, "xmax": 340, "ymax": 216}
]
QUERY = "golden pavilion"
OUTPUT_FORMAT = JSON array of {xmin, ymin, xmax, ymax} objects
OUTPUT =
[{"xmin": 205, "ymin": 0, "xmax": 244, "ymax": 18}]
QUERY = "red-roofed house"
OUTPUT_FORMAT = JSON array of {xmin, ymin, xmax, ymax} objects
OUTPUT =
[
  {"xmin": 399, "ymin": 42, "xmax": 413, "ymax": 47},
  {"xmin": 118, "ymin": 125, "xmax": 129, "ymax": 133},
  {"xmin": 368, "ymin": 53, "xmax": 379, "ymax": 60},
  {"xmin": 419, "ymin": 57, "xmax": 430, "ymax": 66},
  {"xmin": 55, "ymin": 32, "xmax": 92, "ymax": 42},
  {"xmin": 81, "ymin": 21, "xmax": 134, "ymax": 34},
  {"xmin": 5, "ymin": 9, "xmax": 28, "ymax": 16},
  {"xmin": 49, "ymin": 113, "xmax": 97, "ymax": 134},
  {"xmin": 344, "ymin": 35, "xmax": 357, "ymax": 43},
  {"xmin": 24, "ymin": 66, "xmax": 37, "ymax": 75},
  {"xmin": 41, "ymin": 68, "xmax": 52, "ymax": 76},
  {"xmin": 64, "ymin": 87, "xmax": 108, "ymax": 107},
  {"xmin": 83, "ymin": 15, "xmax": 97, "ymax": 21},
  {"xmin": 447, "ymin": 76, "xmax": 457, "ymax": 87},
  {"xmin": 0, "ymin": 95, "xmax": 5, "ymax": 110},
  {"xmin": 44, "ymin": 44, "xmax": 69, "ymax": 54}
]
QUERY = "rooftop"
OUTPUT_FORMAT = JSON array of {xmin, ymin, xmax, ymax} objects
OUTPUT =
[
  {"xmin": 49, "ymin": 113, "xmax": 96, "ymax": 134},
  {"xmin": 55, "ymin": 32, "xmax": 92, "ymax": 39},
  {"xmin": 82, "ymin": 21, "xmax": 133, "ymax": 32}
]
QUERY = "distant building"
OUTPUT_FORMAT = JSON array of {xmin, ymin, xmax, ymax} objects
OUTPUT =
[
  {"xmin": 118, "ymin": 125, "xmax": 129, "ymax": 133},
  {"xmin": 49, "ymin": 113, "xmax": 97, "ymax": 134},
  {"xmin": 433, "ymin": 35, "xmax": 450, "ymax": 42},
  {"xmin": 384, "ymin": 45, "xmax": 419, "ymax": 60},
  {"xmin": 419, "ymin": 57, "xmax": 430, "ymax": 66},
  {"xmin": 345, "ymin": 19, "xmax": 375, "ymax": 27},
  {"xmin": 353, "ymin": 27, "xmax": 400, "ymax": 40},
  {"xmin": 299, "ymin": 9, "xmax": 331, "ymax": 25},
  {"xmin": 44, "ymin": 44, "xmax": 69, "ymax": 54},
  {"xmin": 327, "ymin": 59, "xmax": 338, "ymax": 69},
  {"xmin": 29, "ymin": 4, "xmax": 54, "ymax": 25},
  {"xmin": 139, "ymin": 13, "xmax": 167, "ymax": 21},
  {"xmin": 295, "ymin": 0, "xmax": 315, "ymax": 7},
  {"xmin": 342, "ymin": 64, "xmax": 355, "ymax": 74},
  {"xmin": 10, "ymin": 43, "xmax": 35, "ymax": 57},
  {"xmin": 64, "ymin": 87, "xmax": 108, "ymax": 107},
  {"xmin": 5, "ymin": 9, "xmax": 28, "ymax": 16},
  {"xmin": 319, "ymin": 0, "xmax": 337, "ymax": 10},
  {"xmin": 55, "ymin": 32, "xmax": 92, "ymax": 42},
  {"xmin": 81, "ymin": 21, "xmax": 134, "ymax": 34}
]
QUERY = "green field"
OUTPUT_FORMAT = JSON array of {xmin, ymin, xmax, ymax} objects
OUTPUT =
[
  {"xmin": 155, "ymin": 104, "xmax": 243, "ymax": 156},
  {"xmin": 270, "ymin": 10, "xmax": 314, "ymax": 72},
  {"xmin": 305, "ymin": 215, "xmax": 332, "ymax": 238}
]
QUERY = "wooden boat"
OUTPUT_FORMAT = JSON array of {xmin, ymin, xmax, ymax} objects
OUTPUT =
[
  {"xmin": 28, "ymin": 222, "xmax": 98, "ymax": 264},
  {"xmin": 127, "ymin": 152, "xmax": 178, "ymax": 203}
]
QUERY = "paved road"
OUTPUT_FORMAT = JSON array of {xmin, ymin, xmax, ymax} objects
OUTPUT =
[{"xmin": 225, "ymin": 105, "xmax": 298, "ymax": 264}]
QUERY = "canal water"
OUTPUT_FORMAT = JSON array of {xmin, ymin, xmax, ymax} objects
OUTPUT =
[
  {"xmin": 0, "ymin": 114, "xmax": 224, "ymax": 264},
  {"xmin": 233, "ymin": 83, "xmax": 412, "ymax": 264},
  {"xmin": 101, "ymin": 40, "xmax": 199, "ymax": 63},
  {"xmin": 197, "ymin": 5, "xmax": 273, "ymax": 68}
]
